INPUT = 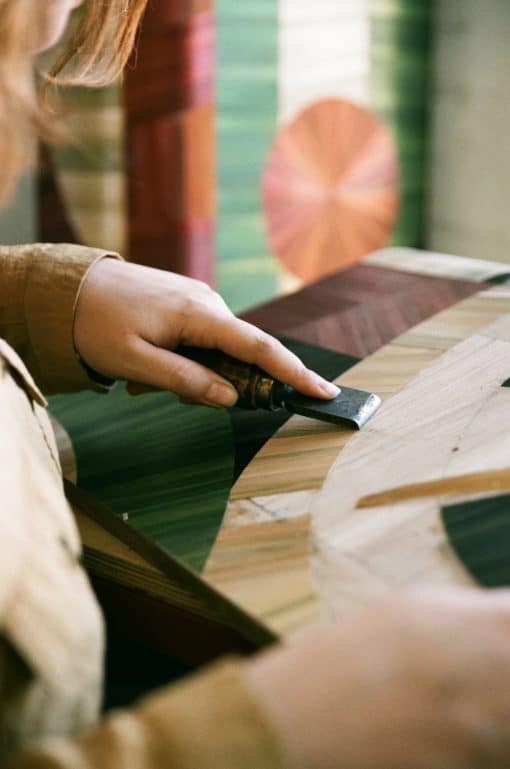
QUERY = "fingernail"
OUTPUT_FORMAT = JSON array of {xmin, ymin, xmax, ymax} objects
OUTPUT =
[
  {"xmin": 314, "ymin": 375, "xmax": 340, "ymax": 398},
  {"xmin": 205, "ymin": 382, "xmax": 238, "ymax": 407}
]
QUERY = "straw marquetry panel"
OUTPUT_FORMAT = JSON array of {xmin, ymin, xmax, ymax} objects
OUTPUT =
[
  {"xmin": 204, "ymin": 284, "xmax": 510, "ymax": 634},
  {"xmin": 55, "ymin": 251, "xmax": 510, "ymax": 656}
]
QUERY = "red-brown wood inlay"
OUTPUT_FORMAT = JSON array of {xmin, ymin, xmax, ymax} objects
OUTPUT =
[{"xmin": 242, "ymin": 264, "xmax": 483, "ymax": 358}]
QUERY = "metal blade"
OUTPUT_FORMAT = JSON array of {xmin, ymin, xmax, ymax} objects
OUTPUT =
[{"xmin": 283, "ymin": 386, "xmax": 381, "ymax": 429}]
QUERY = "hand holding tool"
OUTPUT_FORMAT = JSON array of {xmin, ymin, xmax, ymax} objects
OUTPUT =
[{"xmin": 177, "ymin": 346, "xmax": 381, "ymax": 429}]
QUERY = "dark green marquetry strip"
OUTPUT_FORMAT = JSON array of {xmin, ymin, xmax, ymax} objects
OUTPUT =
[
  {"xmin": 501, "ymin": 378, "xmax": 510, "ymax": 388},
  {"xmin": 441, "ymin": 493, "xmax": 510, "ymax": 587},
  {"xmin": 369, "ymin": 0, "xmax": 435, "ymax": 247},
  {"xmin": 485, "ymin": 274, "xmax": 510, "ymax": 286},
  {"xmin": 49, "ymin": 384, "xmax": 234, "ymax": 573}
]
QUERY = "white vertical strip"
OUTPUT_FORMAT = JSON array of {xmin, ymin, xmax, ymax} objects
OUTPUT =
[
  {"xmin": 276, "ymin": 0, "xmax": 371, "ymax": 292},
  {"xmin": 277, "ymin": 0, "xmax": 371, "ymax": 125},
  {"xmin": 427, "ymin": 0, "xmax": 510, "ymax": 263}
]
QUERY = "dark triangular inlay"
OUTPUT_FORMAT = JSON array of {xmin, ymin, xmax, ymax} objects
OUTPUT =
[{"xmin": 441, "ymin": 493, "xmax": 510, "ymax": 587}]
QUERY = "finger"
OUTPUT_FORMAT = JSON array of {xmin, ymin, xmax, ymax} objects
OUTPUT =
[
  {"xmin": 129, "ymin": 338, "xmax": 239, "ymax": 407},
  {"xmin": 126, "ymin": 382, "xmax": 157, "ymax": 396},
  {"xmin": 204, "ymin": 317, "xmax": 340, "ymax": 399}
]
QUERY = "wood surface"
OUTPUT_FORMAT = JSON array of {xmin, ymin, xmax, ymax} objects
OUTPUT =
[
  {"xmin": 313, "ymin": 297, "xmax": 510, "ymax": 617},
  {"xmin": 243, "ymin": 261, "xmax": 482, "ymax": 358},
  {"xmin": 204, "ymin": 283, "xmax": 510, "ymax": 633},
  {"xmin": 357, "ymin": 468, "xmax": 510, "ymax": 509},
  {"xmin": 55, "ymin": 249, "xmax": 510, "ymax": 658}
]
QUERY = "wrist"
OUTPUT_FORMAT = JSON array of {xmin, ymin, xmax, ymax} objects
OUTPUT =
[{"xmin": 73, "ymin": 254, "xmax": 122, "ymax": 386}]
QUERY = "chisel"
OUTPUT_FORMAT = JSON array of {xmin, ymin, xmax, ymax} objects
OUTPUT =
[{"xmin": 177, "ymin": 346, "xmax": 381, "ymax": 429}]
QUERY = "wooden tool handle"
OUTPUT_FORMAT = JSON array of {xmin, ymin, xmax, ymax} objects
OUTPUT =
[{"xmin": 176, "ymin": 346, "xmax": 281, "ymax": 410}]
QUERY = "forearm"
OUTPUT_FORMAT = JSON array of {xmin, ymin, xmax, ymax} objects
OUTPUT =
[
  {"xmin": 0, "ymin": 243, "xmax": 120, "ymax": 394},
  {"xmin": 7, "ymin": 659, "xmax": 295, "ymax": 769}
]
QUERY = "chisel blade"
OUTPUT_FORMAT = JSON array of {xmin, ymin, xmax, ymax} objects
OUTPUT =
[{"xmin": 283, "ymin": 386, "xmax": 382, "ymax": 429}]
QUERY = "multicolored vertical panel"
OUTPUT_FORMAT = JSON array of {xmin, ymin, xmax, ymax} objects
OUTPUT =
[
  {"xmin": 215, "ymin": 0, "xmax": 279, "ymax": 312},
  {"xmin": 38, "ymin": 2, "xmax": 436, "ymax": 311},
  {"xmin": 369, "ymin": 0, "xmax": 434, "ymax": 247},
  {"xmin": 125, "ymin": 0, "xmax": 215, "ymax": 281},
  {"xmin": 217, "ymin": 1, "xmax": 384, "ymax": 308},
  {"xmin": 47, "ymin": 84, "xmax": 126, "ymax": 255},
  {"xmin": 42, "ymin": 1, "xmax": 215, "ymax": 281}
]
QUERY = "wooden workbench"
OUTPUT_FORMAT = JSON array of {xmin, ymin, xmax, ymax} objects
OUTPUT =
[{"xmin": 65, "ymin": 248, "xmax": 510, "ymax": 663}]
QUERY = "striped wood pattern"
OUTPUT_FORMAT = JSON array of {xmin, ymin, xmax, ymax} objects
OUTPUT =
[
  {"xmin": 55, "ymin": 251, "xmax": 510, "ymax": 655},
  {"xmin": 49, "ymin": 85, "xmax": 126, "ymax": 255},
  {"xmin": 243, "ymin": 262, "xmax": 481, "ymax": 358},
  {"xmin": 50, "ymin": 385, "xmax": 234, "ymax": 574},
  {"xmin": 313, "ymin": 293, "xmax": 510, "ymax": 617},
  {"xmin": 204, "ymin": 282, "xmax": 510, "ymax": 634}
]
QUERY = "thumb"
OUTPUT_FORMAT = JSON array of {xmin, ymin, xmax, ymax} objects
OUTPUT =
[{"xmin": 129, "ymin": 339, "xmax": 239, "ymax": 407}]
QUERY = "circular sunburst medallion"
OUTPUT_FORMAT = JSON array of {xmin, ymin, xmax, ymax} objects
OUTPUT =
[{"xmin": 262, "ymin": 98, "xmax": 400, "ymax": 282}]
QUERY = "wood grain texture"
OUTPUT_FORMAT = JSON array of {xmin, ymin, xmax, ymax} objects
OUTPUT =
[
  {"xmin": 242, "ymin": 262, "xmax": 482, "ymax": 358},
  {"xmin": 68, "ymin": 481, "xmax": 274, "ymax": 658},
  {"xmin": 54, "ymin": 251, "xmax": 508, "ymax": 654},
  {"xmin": 357, "ymin": 468, "xmax": 510, "ymax": 508},
  {"xmin": 262, "ymin": 99, "xmax": 399, "ymax": 282},
  {"xmin": 204, "ymin": 283, "xmax": 510, "ymax": 634},
  {"xmin": 314, "ymin": 299, "xmax": 510, "ymax": 617}
]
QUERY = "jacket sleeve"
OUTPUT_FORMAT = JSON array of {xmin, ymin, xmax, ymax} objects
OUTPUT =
[
  {"xmin": 6, "ymin": 659, "xmax": 295, "ymax": 769},
  {"xmin": 0, "ymin": 243, "xmax": 121, "ymax": 394}
]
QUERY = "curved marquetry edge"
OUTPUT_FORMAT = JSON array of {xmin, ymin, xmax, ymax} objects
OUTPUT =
[{"xmin": 203, "ymin": 285, "xmax": 510, "ymax": 635}]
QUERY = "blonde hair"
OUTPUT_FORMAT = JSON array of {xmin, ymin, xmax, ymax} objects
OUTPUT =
[{"xmin": 0, "ymin": 0, "xmax": 148, "ymax": 203}]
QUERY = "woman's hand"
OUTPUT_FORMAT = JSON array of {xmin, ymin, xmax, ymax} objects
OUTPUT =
[
  {"xmin": 248, "ymin": 589, "xmax": 510, "ymax": 769},
  {"xmin": 73, "ymin": 258, "xmax": 339, "ymax": 406}
]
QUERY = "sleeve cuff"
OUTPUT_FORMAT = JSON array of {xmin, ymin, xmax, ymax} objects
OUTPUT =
[{"xmin": 23, "ymin": 244, "xmax": 123, "ymax": 394}]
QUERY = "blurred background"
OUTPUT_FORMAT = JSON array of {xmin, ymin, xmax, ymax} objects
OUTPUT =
[{"xmin": 1, "ymin": 0, "xmax": 508, "ymax": 313}]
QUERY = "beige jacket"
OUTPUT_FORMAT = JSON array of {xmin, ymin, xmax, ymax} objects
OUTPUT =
[{"xmin": 0, "ymin": 244, "xmax": 292, "ymax": 769}]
